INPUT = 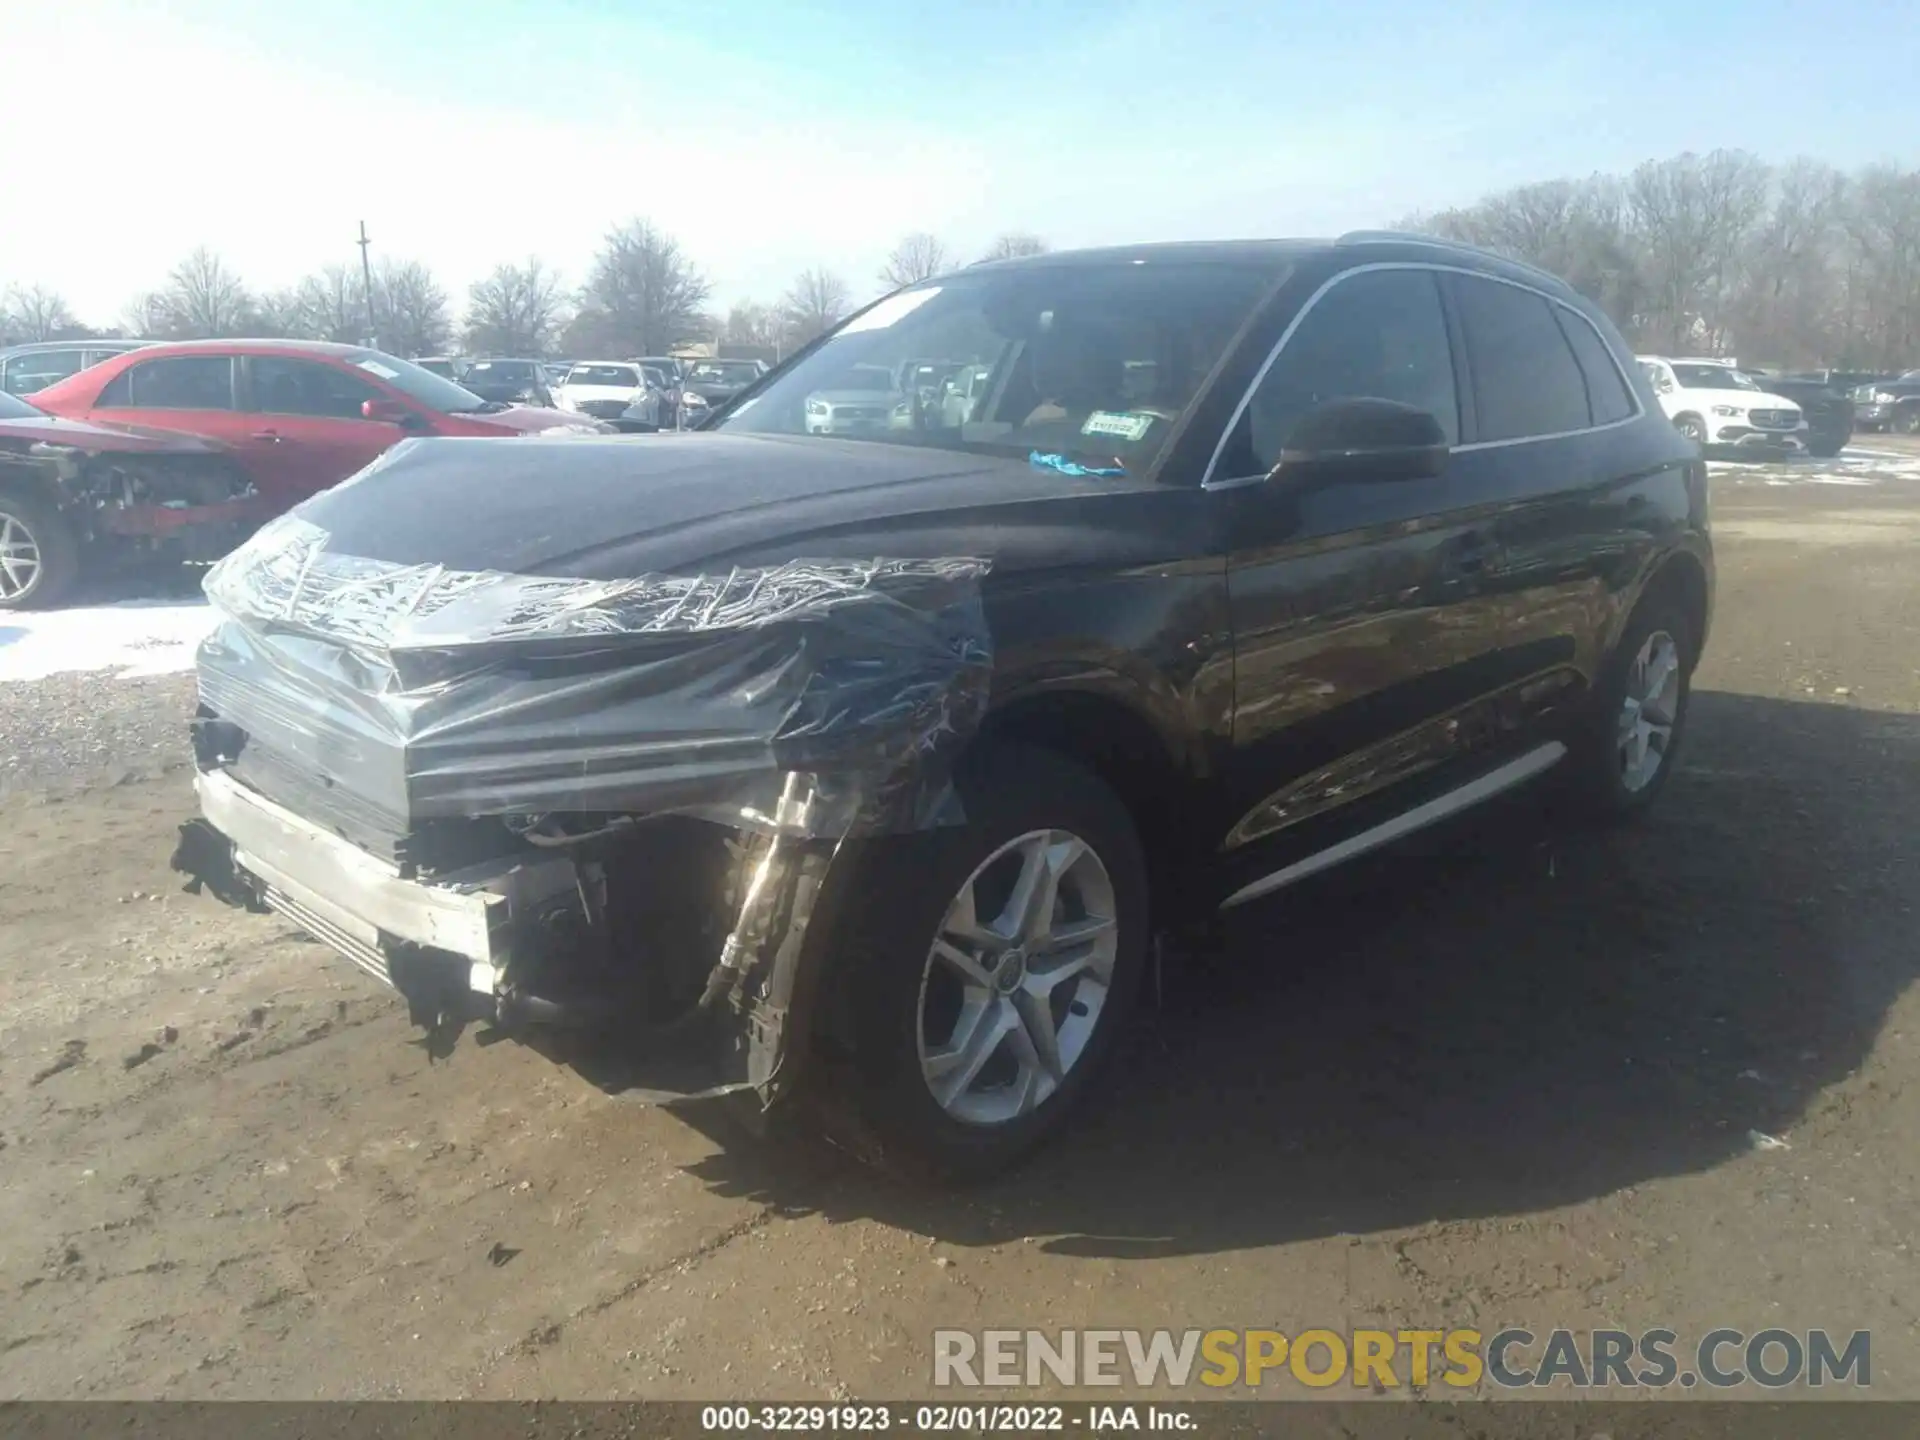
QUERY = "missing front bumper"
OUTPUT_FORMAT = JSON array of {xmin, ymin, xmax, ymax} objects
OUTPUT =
[{"xmin": 173, "ymin": 768, "xmax": 824, "ymax": 1102}]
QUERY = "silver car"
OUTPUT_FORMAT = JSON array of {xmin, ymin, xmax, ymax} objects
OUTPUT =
[
  {"xmin": 617, "ymin": 365, "xmax": 675, "ymax": 430},
  {"xmin": 803, "ymin": 366, "xmax": 904, "ymax": 435}
]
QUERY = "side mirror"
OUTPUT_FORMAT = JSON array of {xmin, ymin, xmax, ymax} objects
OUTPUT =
[
  {"xmin": 1271, "ymin": 397, "xmax": 1449, "ymax": 486},
  {"xmin": 362, "ymin": 397, "xmax": 415, "ymax": 425}
]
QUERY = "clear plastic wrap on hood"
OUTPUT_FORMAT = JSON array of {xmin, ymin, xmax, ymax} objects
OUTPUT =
[{"xmin": 197, "ymin": 513, "xmax": 993, "ymax": 840}]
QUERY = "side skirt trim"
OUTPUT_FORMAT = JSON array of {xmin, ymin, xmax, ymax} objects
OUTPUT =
[{"xmin": 1218, "ymin": 741, "xmax": 1567, "ymax": 910}]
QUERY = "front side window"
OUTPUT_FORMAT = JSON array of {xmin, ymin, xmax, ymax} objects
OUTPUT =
[
  {"xmin": 3, "ymin": 349, "xmax": 87, "ymax": 395},
  {"xmin": 1452, "ymin": 276, "xmax": 1590, "ymax": 440},
  {"xmin": 105, "ymin": 356, "xmax": 236, "ymax": 410},
  {"xmin": 714, "ymin": 261, "xmax": 1275, "ymax": 476},
  {"xmin": 250, "ymin": 357, "xmax": 382, "ymax": 419},
  {"xmin": 1239, "ymin": 268, "xmax": 1459, "ymax": 472}
]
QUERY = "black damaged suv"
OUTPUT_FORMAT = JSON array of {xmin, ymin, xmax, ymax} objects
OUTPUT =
[{"xmin": 175, "ymin": 233, "xmax": 1711, "ymax": 1181}]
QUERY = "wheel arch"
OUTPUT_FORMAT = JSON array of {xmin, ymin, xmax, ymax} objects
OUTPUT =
[
  {"xmin": 969, "ymin": 680, "xmax": 1201, "ymax": 904},
  {"xmin": 1628, "ymin": 547, "xmax": 1713, "ymax": 668}
]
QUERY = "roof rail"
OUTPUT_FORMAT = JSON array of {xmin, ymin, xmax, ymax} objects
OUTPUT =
[{"xmin": 1333, "ymin": 230, "xmax": 1569, "ymax": 289}]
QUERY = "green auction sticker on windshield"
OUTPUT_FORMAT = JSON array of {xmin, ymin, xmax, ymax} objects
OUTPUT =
[{"xmin": 1081, "ymin": 410, "xmax": 1155, "ymax": 442}]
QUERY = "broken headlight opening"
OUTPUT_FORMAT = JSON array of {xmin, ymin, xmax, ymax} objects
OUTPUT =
[{"xmin": 171, "ymin": 510, "xmax": 993, "ymax": 1106}]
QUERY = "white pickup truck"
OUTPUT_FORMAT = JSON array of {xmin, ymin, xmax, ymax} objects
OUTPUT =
[{"xmin": 1636, "ymin": 355, "xmax": 1808, "ymax": 455}]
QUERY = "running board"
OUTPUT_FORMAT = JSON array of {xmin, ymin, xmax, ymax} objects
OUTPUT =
[{"xmin": 1219, "ymin": 741, "xmax": 1567, "ymax": 911}]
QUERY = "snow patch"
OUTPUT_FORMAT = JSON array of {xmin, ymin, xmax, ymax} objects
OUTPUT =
[{"xmin": 0, "ymin": 600, "xmax": 217, "ymax": 683}]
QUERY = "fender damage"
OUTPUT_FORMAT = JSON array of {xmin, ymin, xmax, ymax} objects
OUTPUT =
[{"xmin": 172, "ymin": 498, "xmax": 993, "ymax": 1107}]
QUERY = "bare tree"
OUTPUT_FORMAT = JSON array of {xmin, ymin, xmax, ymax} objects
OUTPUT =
[
  {"xmin": 151, "ymin": 247, "xmax": 255, "ymax": 338},
  {"xmin": 251, "ymin": 288, "xmax": 306, "ymax": 339},
  {"xmin": 880, "ymin": 233, "xmax": 950, "ymax": 288},
  {"xmin": 778, "ymin": 268, "xmax": 850, "ymax": 347},
  {"xmin": 581, "ymin": 220, "xmax": 711, "ymax": 356},
  {"xmin": 284, "ymin": 266, "xmax": 363, "ymax": 342},
  {"xmin": 1723, "ymin": 160, "xmax": 1846, "ymax": 364},
  {"xmin": 1626, "ymin": 150, "xmax": 1770, "ymax": 352},
  {"xmin": 1835, "ymin": 166, "xmax": 1920, "ymax": 369},
  {"xmin": 464, "ymin": 259, "xmax": 568, "ymax": 355},
  {"xmin": 979, "ymin": 233, "xmax": 1049, "ymax": 262},
  {"xmin": 6, "ymin": 284, "xmax": 78, "ymax": 341},
  {"xmin": 722, "ymin": 302, "xmax": 780, "ymax": 350},
  {"xmin": 372, "ymin": 259, "xmax": 452, "ymax": 356},
  {"xmin": 121, "ymin": 292, "xmax": 171, "ymax": 339}
]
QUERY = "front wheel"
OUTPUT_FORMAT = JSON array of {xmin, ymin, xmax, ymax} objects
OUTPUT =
[
  {"xmin": 1673, "ymin": 414, "xmax": 1706, "ymax": 446},
  {"xmin": 819, "ymin": 743, "xmax": 1148, "ymax": 1183},
  {"xmin": 0, "ymin": 489, "xmax": 80, "ymax": 610}
]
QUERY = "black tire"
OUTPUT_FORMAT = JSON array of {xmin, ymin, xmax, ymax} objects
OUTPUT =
[
  {"xmin": 0, "ymin": 487, "xmax": 81, "ymax": 610},
  {"xmin": 1809, "ymin": 434, "xmax": 1847, "ymax": 459},
  {"xmin": 1673, "ymin": 413, "xmax": 1706, "ymax": 447},
  {"xmin": 814, "ymin": 743, "xmax": 1149, "ymax": 1184},
  {"xmin": 1562, "ymin": 590, "xmax": 1697, "ymax": 823},
  {"xmin": 1900, "ymin": 407, "xmax": 1920, "ymax": 436}
]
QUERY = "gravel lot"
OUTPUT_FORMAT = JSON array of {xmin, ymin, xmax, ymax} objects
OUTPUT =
[{"xmin": 2, "ymin": 446, "xmax": 1918, "ymax": 1403}]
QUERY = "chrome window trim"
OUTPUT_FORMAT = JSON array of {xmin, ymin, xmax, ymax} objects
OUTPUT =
[{"xmin": 1200, "ymin": 261, "xmax": 1645, "ymax": 490}]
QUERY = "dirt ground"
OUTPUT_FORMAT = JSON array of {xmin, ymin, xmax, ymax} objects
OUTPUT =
[{"xmin": 2, "ymin": 454, "xmax": 1918, "ymax": 1402}]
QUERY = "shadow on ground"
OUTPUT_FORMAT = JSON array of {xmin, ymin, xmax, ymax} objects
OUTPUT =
[{"xmin": 669, "ymin": 690, "xmax": 1920, "ymax": 1258}]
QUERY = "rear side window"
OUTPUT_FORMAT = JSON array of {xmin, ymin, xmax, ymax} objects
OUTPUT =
[
  {"xmin": 1553, "ymin": 309, "xmax": 1637, "ymax": 425},
  {"xmin": 1451, "ymin": 276, "xmax": 1591, "ymax": 441},
  {"xmin": 1240, "ymin": 267, "xmax": 1460, "ymax": 470},
  {"xmin": 100, "ymin": 356, "xmax": 236, "ymax": 410}
]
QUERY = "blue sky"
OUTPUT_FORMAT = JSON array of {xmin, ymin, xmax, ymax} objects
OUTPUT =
[{"xmin": 4, "ymin": 0, "xmax": 1916, "ymax": 329}]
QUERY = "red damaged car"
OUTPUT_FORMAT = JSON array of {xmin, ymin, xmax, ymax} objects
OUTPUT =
[
  {"xmin": 16, "ymin": 340, "xmax": 604, "ymax": 607},
  {"xmin": 0, "ymin": 387, "xmax": 257, "ymax": 608}
]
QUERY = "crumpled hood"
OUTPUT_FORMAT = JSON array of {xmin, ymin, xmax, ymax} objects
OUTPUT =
[
  {"xmin": 293, "ymin": 432, "xmax": 1044, "ymax": 577},
  {"xmin": 465, "ymin": 404, "xmax": 592, "ymax": 434},
  {"xmin": 0, "ymin": 412, "xmax": 225, "ymax": 453}
]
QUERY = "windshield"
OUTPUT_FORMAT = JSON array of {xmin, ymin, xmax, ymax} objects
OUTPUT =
[
  {"xmin": 0, "ymin": 391, "xmax": 45, "ymax": 420},
  {"xmin": 1672, "ymin": 363, "xmax": 1758, "ymax": 390},
  {"xmin": 566, "ymin": 364, "xmax": 641, "ymax": 387},
  {"xmin": 349, "ymin": 350, "xmax": 490, "ymax": 413},
  {"xmin": 714, "ymin": 261, "xmax": 1274, "ymax": 473},
  {"xmin": 413, "ymin": 358, "xmax": 457, "ymax": 379},
  {"xmin": 465, "ymin": 359, "xmax": 539, "ymax": 383},
  {"xmin": 687, "ymin": 361, "xmax": 762, "ymax": 387}
]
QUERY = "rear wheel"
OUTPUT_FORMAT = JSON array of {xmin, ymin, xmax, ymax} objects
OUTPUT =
[
  {"xmin": 1564, "ymin": 593, "xmax": 1695, "ymax": 822},
  {"xmin": 0, "ymin": 489, "xmax": 80, "ymax": 610},
  {"xmin": 817, "ymin": 744, "xmax": 1148, "ymax": 1183}
]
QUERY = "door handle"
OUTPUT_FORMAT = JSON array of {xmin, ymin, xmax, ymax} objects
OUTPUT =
[{"xmin": 250, "ymin": 430, "xmax": 283, "ymax": 443}]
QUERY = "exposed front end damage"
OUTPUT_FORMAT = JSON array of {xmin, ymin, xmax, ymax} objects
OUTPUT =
[
  {"xmin": 2, "ymin": 437, "xmax": 257, "ymax": 563},
  {"xmin": 171, "ymin": 504, "xmax": 992, "ymax": 1107}
]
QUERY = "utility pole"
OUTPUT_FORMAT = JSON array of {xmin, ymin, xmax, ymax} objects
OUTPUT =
[{"xmin": 356, "ymin": 221, "xmax": 378, "ymax": 349}]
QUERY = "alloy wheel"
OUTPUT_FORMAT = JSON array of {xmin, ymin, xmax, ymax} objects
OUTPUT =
[
  {"xmin": 916, "ymin": 828, "xmax": 1119, "ymax": 1127},
  {"xmin": 1618, "ymin": 629, "xmax": 1682, "ymax": 793},
  {"xmin": 0, "ymin": 512, "xmax": 43, "ymax": 601}
]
